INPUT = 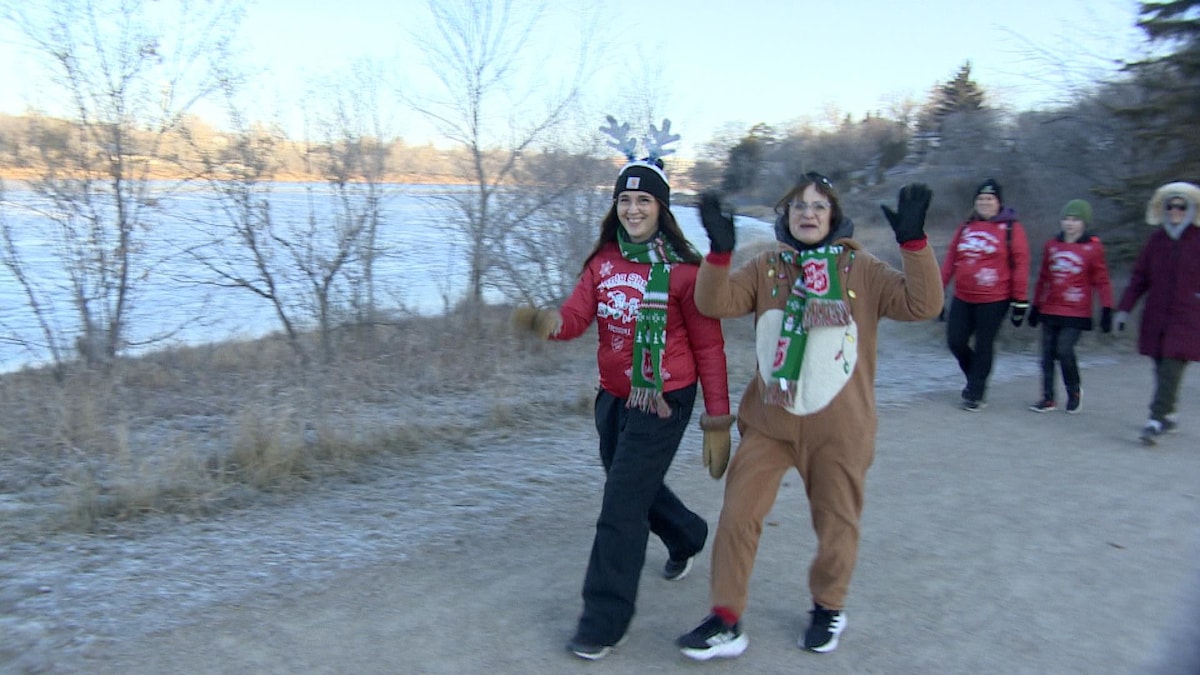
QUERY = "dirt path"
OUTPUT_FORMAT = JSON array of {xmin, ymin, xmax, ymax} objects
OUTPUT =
[{"xmin": 6, "ymin": 340, "xmax": 1200, "ymax": 674}]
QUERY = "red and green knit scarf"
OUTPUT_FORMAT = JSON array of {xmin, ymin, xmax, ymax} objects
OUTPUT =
[
  {"xmin": 618, "ymin": 229, "xmax": 686, "ymax": 418},
  {"xmin": 765, "ymin": 245, "xmax": 851, "ymax": 407}
]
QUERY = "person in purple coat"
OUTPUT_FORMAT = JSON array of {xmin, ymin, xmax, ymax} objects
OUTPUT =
[{"xmin": 1114, "ymin": 181, "xmax": 1200, "ymax": 445}]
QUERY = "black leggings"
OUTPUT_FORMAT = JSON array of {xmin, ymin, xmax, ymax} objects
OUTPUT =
[{"xmin": 946, "ymin": 298, "xmax": 1010, "ymax": 402}]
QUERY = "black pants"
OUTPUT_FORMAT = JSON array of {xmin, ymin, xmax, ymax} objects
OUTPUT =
[
  {"xmin": 574, "ymin": 384, "xmax": 708, "ymax": 646},
  {"xmin": 1040, "ymin": 323, "xmax": 1083, "ymax": 400},
  {"xmin": 947, "ymin": 298, "xmax": 1010, "ymax": 402}
]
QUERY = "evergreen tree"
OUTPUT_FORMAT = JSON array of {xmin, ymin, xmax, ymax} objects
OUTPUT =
[
  {"xmin": 919, "ymin": 62, "xmax": 986, "ymax": 133},
  {"xmin": 932, "ymin": 61, "xmax": 987, "ymax": 118},
  {"xmin": 915, "ymin": 61, "xmax": 988, "ymax": 157},
  {"xmin": 1119, "ymin": 0, "xmax": 1200, "ymax": 188},
  {"xmin": 721, "ymin": 123, "xmax": 775, "ymax": 195}
]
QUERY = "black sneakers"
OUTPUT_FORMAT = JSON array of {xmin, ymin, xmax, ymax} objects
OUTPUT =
[
  {"xmin": 961, "ymin": 398, "xmax": 986, "ymax": 412},
  {"xmin": 1028, "ymin": 399, "xmax": 1057, "ymax": 413},
  {"xmin": 663, "ymin": 556, "xmax": 694, "ymax": 581},
  {"xmin": 566, "ymin": 633, "xmax": 627, "ymax": 661},
  {"xmin": 1066, "ymin": 390, "xmax": 1082, "ymax": 414},
  {"xmin": 677, "ymin": 614, "xmax": 749, "ymax": 661},
  {"xmin": 802, "ymin": 604, "xmax": 847, "ymax": 653}
]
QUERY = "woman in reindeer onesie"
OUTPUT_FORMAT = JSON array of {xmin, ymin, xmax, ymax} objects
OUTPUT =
[{"xmin": 676, "ymin": 174, "xmax": 942, "ymax": 660}]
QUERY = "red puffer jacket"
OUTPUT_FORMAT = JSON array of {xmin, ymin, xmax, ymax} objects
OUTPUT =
[{"xmin": 555, "ymin": 242, "xmax": 731, "ymax": 416}]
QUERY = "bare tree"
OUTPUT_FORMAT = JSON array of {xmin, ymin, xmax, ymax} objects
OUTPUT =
[
  {"xmin": 310, "ymin": 60, "xmax": 396, "ymax": 328},
  {"xmin": 177, "ymin": 92, "xmax": 313, "ymax": 360},
  {"xmin": 0, "ymin": 0, "xmax": 241, "ymax": 370},
  {"xmin": 182, "ymin": 115, "xmax": 367, "ymax": 365},
  {"xmin": 403, "ymin": 0, "xmax": 593, "ymax": 315},
  {"xmin": 486, "ymin": 141, "xmax": 611, "ymax": 306}
]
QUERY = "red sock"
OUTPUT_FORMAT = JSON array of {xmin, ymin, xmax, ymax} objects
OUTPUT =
[{"xmin": 713, "ymin": 606, "xmax": 739, "ymax": 626}]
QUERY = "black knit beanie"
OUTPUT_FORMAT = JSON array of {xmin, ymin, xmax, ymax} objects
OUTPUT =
[
  {"xmin": 975, "ymin": 178, "xmax": 1003, "ymax": 203},
  {"xmin": 613, "ymin": 159, "xmax": 670, "ymax": 207}
]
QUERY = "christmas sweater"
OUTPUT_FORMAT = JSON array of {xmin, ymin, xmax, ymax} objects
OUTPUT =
[
  {"xmin": 941, "ymin": 208, "xmax": 1031, "ymax": 304},
  {"xmin": 1032, "ymin": 233, "xmax": 1113, "ymax": 319}
]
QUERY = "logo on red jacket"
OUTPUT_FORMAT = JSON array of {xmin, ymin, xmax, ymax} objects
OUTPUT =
[
  {"xmin": 959, "ymin": 231, "xmax": 999, "ymax": 256},
  {"xmin": 802, "ymin": 258, "xmax": 830, "ymax": 295},
  {"xmin": 1050, "ymin": 251, "xmax": 1084, "ymax": 277}
]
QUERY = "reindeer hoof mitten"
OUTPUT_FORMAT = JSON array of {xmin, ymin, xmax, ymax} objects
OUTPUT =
[
  {"xmin": 510, "ymin": 306, "xmax": 561, "ymax": 340},
  {"xmin": 700, "ymin": 413, "xmax": 736, "ymax": 479}
]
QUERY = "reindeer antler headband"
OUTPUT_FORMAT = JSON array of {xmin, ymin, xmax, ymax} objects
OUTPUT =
[
  {"xmin": 600, "ymin": 115, "xmax": 681, "ymax": 167},
  {"xmin": 602, "ymin": 116, "xmax": 681, "ymax": 205}
]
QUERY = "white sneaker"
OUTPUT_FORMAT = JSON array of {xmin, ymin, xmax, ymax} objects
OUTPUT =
[{"xmin": 1140, "ymin": 419, "xmax": 1164, "ymax": 446}]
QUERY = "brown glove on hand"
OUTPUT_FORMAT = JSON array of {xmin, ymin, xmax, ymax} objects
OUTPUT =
[
  {"xmin": 510, "ymin": 306, "xmax": 562, "ymax": 339},
  {"xmin": 700, "ymin": 413, "xmax": 736, "ymax": 479}
]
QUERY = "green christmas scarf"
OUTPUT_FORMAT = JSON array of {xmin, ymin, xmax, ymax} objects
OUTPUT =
[
  {"xmin": 618, "ymin": 229, "xmax": 686, "ymax": 418},
  {"xmin": 765, "ymin": 245, "xmax": 851, "ymax": 407}
]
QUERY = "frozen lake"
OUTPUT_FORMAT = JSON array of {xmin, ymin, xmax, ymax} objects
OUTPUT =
[{"xmin": 0, "ymin": 183, "xmax": 770, "ymax": 372}]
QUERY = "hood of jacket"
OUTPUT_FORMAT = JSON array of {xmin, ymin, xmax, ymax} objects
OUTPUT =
[
  {"xmin": 775, "ymin": 213, "xmax": 856, "ymax": 251},
  {"xmin": 1147, "ymin": 181, "xmax": 1200, "ymax": 227},
  {"xmin": 990, "ymin": 206, "xmax": 1019, "ymax": 223}
]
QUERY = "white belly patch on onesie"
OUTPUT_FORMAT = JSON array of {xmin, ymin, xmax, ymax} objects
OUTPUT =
[{"xmin": 755, "ymin": 308, "xmax": 858, "ymax": 415}]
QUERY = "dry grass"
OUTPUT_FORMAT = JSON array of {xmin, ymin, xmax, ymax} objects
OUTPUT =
[
  {"xmin": 1, "ymin": 240, "xmax": 1120, "ymax": 536},
  {"xmin": 0, "ymin": 305, "xmax": 600, "ymax": 534}
]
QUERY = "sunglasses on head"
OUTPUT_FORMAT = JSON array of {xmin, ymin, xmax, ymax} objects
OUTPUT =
[
  {"xmin": 1166, "ymin": 202, "xmax": 1188, "ymax": 212},
  {"xmin": 804, "ymin": 171, "xmax": 833, "ymax": 189}
]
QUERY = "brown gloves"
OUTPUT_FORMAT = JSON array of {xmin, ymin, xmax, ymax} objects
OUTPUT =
[
  {"xmin": 510, "ymin": 306, "xmax": 562, "ymax": 339},
  {"xmin": 699, "ymin": 413, "xmax": 736, "ymax": 479}
]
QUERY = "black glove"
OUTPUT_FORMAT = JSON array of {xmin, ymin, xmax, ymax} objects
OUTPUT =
[
  {"xmin": 1100, "ymin": 307, "xmax": 1113, "ymax": 333},
  {"xmin": 880, "ymin": 183, "xmax": 932, "ymax": 244},
  {"xmin": 698, "ymin": 190, "xmax": 736, "ymax": 254},
  {"xmin": 1027, "ymin": 306, "xmax": 1040, "ymax": 328},
  {"xmin": 1010, "ymin": 300, "xmax": 1029, "ymax": 327}
]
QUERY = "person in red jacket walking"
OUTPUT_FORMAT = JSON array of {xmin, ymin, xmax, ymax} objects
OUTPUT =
[
  {"xmin": 1115, "ymin": 181, "xmax": 1200, "ymax": 445},
  {"xmin": 512, "ymin": 119, "xmax": 732, "ymax": 660},
  {"xmin": 941, "ymin": 178, "xmax": 1031, "ymax": 411},
  {"xmin": 1026, "ymin": 199, "xmax": 1114, "ymax": 414}
]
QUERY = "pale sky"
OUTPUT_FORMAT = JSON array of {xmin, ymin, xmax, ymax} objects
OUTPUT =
[{"xmin": 0, "ymin": 0, "xmax": 1146, "ymax": 159}]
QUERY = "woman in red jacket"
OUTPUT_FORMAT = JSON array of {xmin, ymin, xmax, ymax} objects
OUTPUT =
[
  {"xmin": 941, "ymin": 179, "xmax": 1031, "ymax": 411},
  {"xmin": 1115, "ymin": 181, "xmax": 1200, "ymax": 445},
  {"xmin": 1026, "ymin": 199, "xmax": 1114, "ymax": 414},
  {"xmin": 512, "ymin": 122, "xmax": 732, "ymax": 660}
]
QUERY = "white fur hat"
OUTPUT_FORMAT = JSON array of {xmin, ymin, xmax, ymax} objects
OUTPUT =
[{"xmin": 1146, "ymin": 181, "xmax": 1200, "ymax": 226}]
